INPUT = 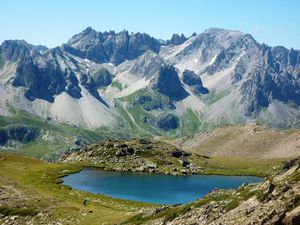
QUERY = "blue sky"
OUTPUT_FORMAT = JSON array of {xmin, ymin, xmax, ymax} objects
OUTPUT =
[{"xmin": 0, "ymin": 0, "xmax": 299, "ymax": 49}]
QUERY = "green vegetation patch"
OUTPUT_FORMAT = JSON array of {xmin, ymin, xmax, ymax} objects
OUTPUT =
[
  {"xmin": 0, "ymin": 206, "xmax": 38, "ymax": 217},
  {"xmin": 111, "ymin": 80, "xmax": 123, "ymax": 91}
]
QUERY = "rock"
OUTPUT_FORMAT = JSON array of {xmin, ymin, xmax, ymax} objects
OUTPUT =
[
  {"xmin": 171, "ymin": 149, "xmax": 184, "ymax": 158},
  {"xmin": 284, "ymin": 206, "xmax": 300, "ymax": 225},
  {"xmin": 152, "ymin": 206, "xmax": 169, "ymax": 216},
  {"xmin": 181, "ymin": 169, "xmax": 188, "ymax": 175},
  {"xmin": 4, "ymin": 125, "xmax": 39, "ymax": 143},
  {"xmin": 166, "ymin": 34, "xmax": 187, "ymax": 46},
  {"xmin": 137, "ymin": 166, "xmax": 146, "ymax": 172},
  {"xmin": 63, "ymin": 28, "xmax": 161, "ymax": 65},
  {"xmin": 170, "ymin": 149, "xmax": 190, "ymax": 158},
  {"xmin": 146, "ymin": 163, "xmax": 157, "ymax": 171},
  {"xmin": 12, "ymin": 54, "xmax": 82, "ymax": 102},
  {"xmin": 115, "ymin": 147, "xmax": 135, "ymax": 157},
  {"xmin": 195, "ymin": 153, "xmax": 210, "ymax": 159},
  {"xmin": 267, "ymin": 182, "xmax": 276, "ymax": 194},
  {"xmin": 80, "ymin": 73, "xmax": 108, "ymax": 105},
  {"xmin": 0, "ymin": 129, "xmax": 8, "ymax": 145},
  {"xmin": 92, "ymin": 68, "xmax": 113, "ymax": 87},
  {"xmin": 179, "ymin": 157, "xmax": 190, "ymax": 168},
  {"xmin": 182, "ymin": 70, "xmax": 209, "ymax": 94},
  {"xmin": 157, "ymin": 114, "xmax": 179, "ymax": 131},
  {"xmin": 155, "ymin": 65, "xmax": 189, "ymax": 101}
]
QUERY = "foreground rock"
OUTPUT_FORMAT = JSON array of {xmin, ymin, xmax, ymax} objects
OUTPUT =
[{"xmin": 127, "ymin": 160, "xmax": 300, "ymax": 225}]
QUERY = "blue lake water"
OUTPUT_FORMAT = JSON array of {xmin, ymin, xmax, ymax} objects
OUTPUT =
[{"xmin": 62, "ymin": 168, "xmax": 262, "ymax": 204}]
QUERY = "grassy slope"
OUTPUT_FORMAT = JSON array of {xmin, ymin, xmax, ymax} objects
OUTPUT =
[
  {"xmin": 189, "ymin": 155, "xmax": 283, "ymax": 177},
  {"xmin": 0, "ymin": 153, "xmax": 155, "ymax": 225},
  {"xmin": 1, "ymin": 109, "xmax": 286, "ymax": 177},
  {"xmin": 0, "ymin": 109, "xmax": 131, "ymax": 159},
  {"xmin": 0, "ymin": 153, "xmax": 284, "ymax": 225}
]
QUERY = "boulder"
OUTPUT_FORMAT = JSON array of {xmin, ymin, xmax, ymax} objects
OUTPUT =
[
  {"xmin": 179, "ymin": 156, "xmax": 190, "ymax": 168},
  {"xmin": 171, "ymin": 149, "xmax": 183, "ymax": 158},
  {"xmin": 115, "ymin": 146, "xmax": 135, "ymax": 157},
  {"xmin": 284, "ymin": 206, "xmax": 300, "ymax": 225}
]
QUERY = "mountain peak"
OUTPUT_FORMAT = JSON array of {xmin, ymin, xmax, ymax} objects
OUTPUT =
[
  {"xmin": 0, "ymin": 39, "xmax": 38, "ymax": 62},
  {"xmin": 166, "ymin": 34, "xmax": 187, "ymax": 46},
  {"xmin": 82, "ymin": 26, "xmax": 95, "ymax": 34},
  {"xmin": 1, "ymin": 39, "xmax": 31, "ymax": 47},
  {"xmin": 203, "ymin": 27, "xmax": 244, "ymax": 36}
]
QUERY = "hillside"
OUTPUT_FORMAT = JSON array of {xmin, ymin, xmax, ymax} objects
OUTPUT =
[
  {"xmin": 0, "ymin": 153, "xmax": 299, "ymax": 225},
  {"xmin": 60, "ymin": 139, "xmax": 283, "ymax": 177},
  {"xmin": 130, "ymin": 161, "xmax": 300, "ymax": 225},
  {"xmin": 168, "ymin": 124, "xmax": 300, "ymax": 159}
]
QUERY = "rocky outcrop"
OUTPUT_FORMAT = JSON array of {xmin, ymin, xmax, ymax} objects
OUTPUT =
[
  {"xmin": 92, "ymin": 68, "xmax": 113, "ymax": 87},
  {"xmin": 166, "ymin": 34, "xmax": 187, "ymax": 46},
  {"xmin": 133, "ymin": 95, "xmax": 175, "ymax": 111},
  {"xmin": 155, "ymin": 65, "xmax": 189, "ymax": 101},
  {"xmin": 12, "ymin": 56, "xmax": 82, "ymax": 102},
  {"xmin": 283, "ymin": 205, "xmax": 300, "ymax": 225},
  {"xmin": 240, "ymin": 49, "xmax": 300, "ymax": 116},
  {"xmin": 0, "ymin": 129, "xmax": 8, "ymax": 146},
  {"xmin": 182, "ymin": 70, "xmax": 209, "ymax": 94},
  {"xmin": 0, "ymin": 125, "xmax": 39, "ymax": 146},
  {"xmin": 60, "ymin": 139, "xmax": 202, "ymax": 175},
  {"xmin": 79, "ymin": 73, "xmax": 108, "ymax": 106},
  {"xmin": 129, "ymin": 51, "xmax": 166, "ymax": 79},
  {"xmin": 157, "ymin": 114, "xmax": 180, "ymax": 131},
  {"xmin": 0, "ymin": 40, "xmax": 39, "ymax": 62}
]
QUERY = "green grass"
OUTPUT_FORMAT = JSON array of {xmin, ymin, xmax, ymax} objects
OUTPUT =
[
  {"xmin": 177, "ymin": 109, "xmax": 202, "ymax": 135},
  {"xmin": 0, "ymin": 207, "xmax": 38, "ymax": 217},
  {"xmin": 0, "ymin": 108, "xmax": 132, "ymax": 159},
  {"xmin": 0, "ymin": 154, "xmax": 156, "ymax": 225},
  {"xmin": 190, "ymin": 156, "xmax": 283, "ymax": 177},
  {"xmin": 203, "ymin": 89, "xmax": 230, "ymax": 105},
  {"xmin": 111, "ymin": 80, "xmax": 123, "ymax": 91},
  {"xmin": 163, "ymin": 205, "xmax": 191, "ymax": 223}
]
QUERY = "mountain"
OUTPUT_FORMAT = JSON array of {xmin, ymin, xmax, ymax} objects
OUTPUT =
[
  {"xmin": 0, "ymin": 27, "xmax": 300, "ymax": 151},
  {"xmin": 62, "ymin": 27, "xmax": 161, "ymax": 65}
]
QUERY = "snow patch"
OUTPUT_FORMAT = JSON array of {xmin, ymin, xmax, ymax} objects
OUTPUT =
[{"xmin": 209, "ymin": 54, "xmax": 218, "ymax": 65}]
